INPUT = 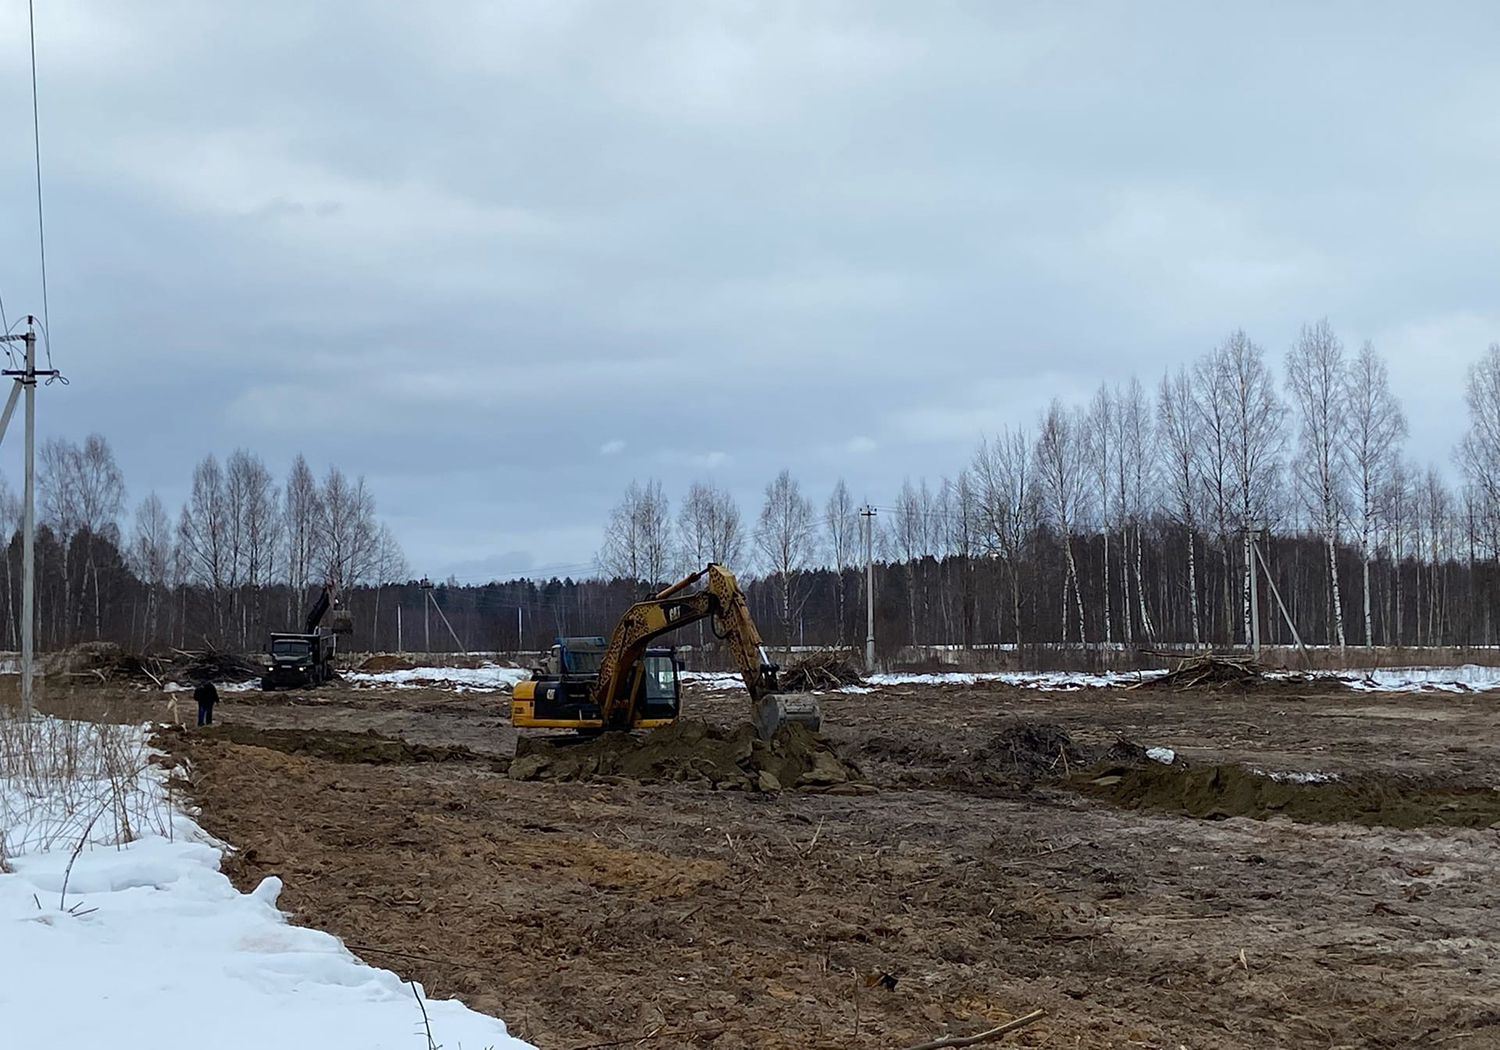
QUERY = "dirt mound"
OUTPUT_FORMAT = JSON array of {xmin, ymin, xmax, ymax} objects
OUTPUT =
[
  {"xmin": 1075, "ymin": 762, "xmax": 1500, "ymax": 829},
  {"xmin": 510, "ymin": 720, "xmax": 864, "ymax": 792},
  {"xmin": 358, "ymin": 654, "xmax": 417, "ymax": 672},
  {"xmin": 780, "ymin": 651, "xmax": 864, "ymax": 690},
  {"xmin": 196, "ymin": 724, "xmax": 484, "ymax": 765}
]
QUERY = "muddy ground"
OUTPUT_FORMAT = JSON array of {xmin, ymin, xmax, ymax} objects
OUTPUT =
[{"xmin": 141, "ymin": 677, "xmax": 1500, "ymax": 1049}]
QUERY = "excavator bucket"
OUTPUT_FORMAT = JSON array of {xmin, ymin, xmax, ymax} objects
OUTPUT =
[
  {"xmin": 329, "ymin": 608, "xmax": 355, "ymax": 635},
  {"xmin": 751, "ymin": 692, "xmax": 822, "ymax": 741}
]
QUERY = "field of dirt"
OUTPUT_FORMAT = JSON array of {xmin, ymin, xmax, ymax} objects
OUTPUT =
[{"xmin": 145, "ymin": 676, "xmax": 1500, "ymax": 1049}]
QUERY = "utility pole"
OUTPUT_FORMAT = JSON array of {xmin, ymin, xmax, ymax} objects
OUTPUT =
[
  {"xmin": 397, "ymin": 604, "xmax": 402, "ymax": 652},
  {"xmin": 860, "ymin": 505, "xmax": 877, "ymax": 671},
  {"xmin": 1245, "ymin": 530, "xmax": 1261, "ymax": 656},
  {"xmin": 420, "ymin": 577, "xmax": 433, "ymax": 652},
  {"xmin": 517, "ymin": 606, "xmax": 523, "ymax": 653},
  {"xmin": 0, "ymin": 320, "xmax": 58, "ymax": 717}
]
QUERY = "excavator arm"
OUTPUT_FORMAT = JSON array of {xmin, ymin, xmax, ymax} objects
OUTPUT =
[{"xmin": 591, "ymin": 564, "xmax": 820, "ymax": 738}]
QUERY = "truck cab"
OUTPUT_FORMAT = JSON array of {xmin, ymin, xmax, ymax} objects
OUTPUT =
[
  {"xmin": 262, "ymin": 631, "xmax": 336, "ymax": 690},
  {"xmin": 512, "ymin": 636, "xmax": 682, "ymax": 729}
]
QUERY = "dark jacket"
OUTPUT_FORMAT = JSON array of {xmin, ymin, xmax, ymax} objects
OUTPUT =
[{"xmin": 193, "ymin": 681, "xmax": 218, "ymax": 707}]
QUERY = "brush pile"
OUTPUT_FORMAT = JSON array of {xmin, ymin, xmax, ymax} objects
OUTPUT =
[
  {"xmin": 1142, "ymin": 653, "xmax": 1265, "ymax": 690},
  {"xmin": 779, "ymin": 650, "xmax": 864, "ymax": 691},
  {"xmin": 165, "ymin": 645, "xmax": 262, "ymax": 684}
]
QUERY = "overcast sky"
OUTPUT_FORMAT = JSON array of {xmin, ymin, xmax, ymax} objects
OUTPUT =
[{"xmin": 1, "ymin": 1, "xmax": 1497, "ymax": 581}]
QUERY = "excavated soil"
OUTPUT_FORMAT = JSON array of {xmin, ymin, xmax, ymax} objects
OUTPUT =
[
  {"xmin": 153, "ymin": 675, "xmax": 1500, "ymax": 1049},
  {"xmin": 509, "ymin": 720, "xmax": 864, "ymax": 793},
  {"xmin": 1074, "ymin": 761, "xmax": 1500, "ymax": 829},
  {"xmin": 177, "ymin": 724, "xmax": 488, "ymax": 766}
]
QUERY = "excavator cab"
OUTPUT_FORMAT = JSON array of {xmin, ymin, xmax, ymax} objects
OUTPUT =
[{"xmin": 512, "ymin": 638, "xmax": 682, "ymax": 730}]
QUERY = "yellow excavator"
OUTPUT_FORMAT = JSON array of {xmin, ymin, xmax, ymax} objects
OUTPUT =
[{"xmin": 510, "ymin": 563, "xmax": 822, "ymax": 740}]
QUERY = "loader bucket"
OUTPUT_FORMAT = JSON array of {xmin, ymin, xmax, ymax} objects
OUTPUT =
[
  {"xmin": 329, "ymin": 608, "xmax": 355, "ymax": 635},
  {"xmin": 752, "ymin": 691, "xmax": 822, "ymax": 741}
]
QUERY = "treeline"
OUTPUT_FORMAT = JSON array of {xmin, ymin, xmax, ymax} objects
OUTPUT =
[
  {"xmin": 17, "ymin": 323, "xmax": 1500, "ymax": 659},
  {"xmin": 0, "ymin": 436, "xmax": 408, "ymax": 652},
  {"xmin": 582, "ymin": 325, "xmax": 1500, "ymax": 654}
]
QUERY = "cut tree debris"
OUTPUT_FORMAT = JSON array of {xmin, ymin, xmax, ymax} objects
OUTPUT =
[
  {"xmin": 1136, "ymin": 653, "xmax": 1265, "ymax": 690},
  {"xmin": 779, "ymin": 650, "xmax": 864, "ymax": 691}
]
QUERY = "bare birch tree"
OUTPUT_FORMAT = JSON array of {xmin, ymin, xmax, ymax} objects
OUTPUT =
[
  {"xmin": 1086, "ymin": 385, "xmax": 1114, "ymax": 644},
  {"xmin": 1217, "ymin": 330, "xmax": 1287, "ymax": 643},
  {"xmin": 1192, "ymin": 349, "xmax": 1235, "ymax": 641},
  {"xmin": 284, "ymin": 454, "xmax": 323, "ymax": 619},
  {"xmin": 129, "ymin": 492, "xmax": 173, "ymax": 646},
  {"xmin": 824, "ymin": 478, "xmax": 857, "ymax": 644},
  {"xmin": 1115, "ymin": 377, "xmax": 1156, "ymax": 642},
  {"xmin": 1346, "ymin": 341, "xmax": 1406, "ymax": 644},
  {"xmin": 179, "ymin": 454, "xmax": 231, "ymax": 634},
  {"xmin": 1157, "ymin": 366, "xmax": 1202, "ymax": 644},
  {"xmin": 1035, "ymin": 399, "xmax": 1088, "ymax": 642},
  {"xmin": 756, "ymin": 469, "xmax": 815, "ymax": 650},
  {"xmin": 972, "ymin": 427, "xmax": 1035, "ymax": 645},
  {"xmin": 1286, "ymin": 319, "xmax": 1349, "ymax": 649},
  {"xmin": 600, "ymin": 479, "xmax": 673, "ymax": 584}
]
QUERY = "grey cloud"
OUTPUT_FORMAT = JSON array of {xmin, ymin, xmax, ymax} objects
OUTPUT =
[{"xmin": 0, "ymin": 2, "xmax": 1496, "ymax": 575}]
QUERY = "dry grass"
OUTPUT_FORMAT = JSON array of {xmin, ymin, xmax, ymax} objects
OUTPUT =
[{"xmin": 0, "ymin": 683, "xmax": 171, "ymax": 863}]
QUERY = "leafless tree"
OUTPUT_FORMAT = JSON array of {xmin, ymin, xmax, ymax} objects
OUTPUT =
[
  {"xmin": 1457, "ymin": 343, "xmax": 1500, "ymax": 553},
  {"xmin": 284, "ymin": 454, "xmax": 323, "ymax": 621},
  {"xmin": 1382, "ymin": 459, "xmax": 1414, "ymax": 644},
  {"xmin": 226, "ymin": 450, "xmax": 281, "ymax": 645},
  {"xmin": 370, "ymin": 522, "xmax": 409, "ymax": 649},
  {"xmin": 1086, "ymin": 385, "xmax": 1114, "ymax": 644},
  {"xmin": 1192, "ymin": 348, "xmax": 1236, "ymax": 639},
  {"xmin": 319, "ymin": 466, "xmax": 378, "ymax": 596},
  {"xmin": 678, "ymin": 481, "xmax": 744, "ymax": 572},
  {"xmin": 972, "ymin": 426, "xmax": 1035, "ymax": 645},
  {"xmin": 1346, "ymin": 341, "xmax": 1406, "ymax": 644},
  {"xmin": 1115, "ymin": 377, "xmax": 1156, "ymax": 641},
  {"xmin": 943, "ymin": 470, "xmax": 979, "ymax": 648},
  {"xmin": 1034, "ymin": 399, "xmax": 1088, "ymax": 642},
  {"xmin": 892, "ymin": 478, "xmax": 937, "ymax": 643},
  {"xmin": 824, "ymin": 478, "xmax": 857, "ymax": 644},
  {"xmin": 179, "ymin": 454, "xmax": 231, "ymax": 634},
  {"xmin": 129, "ymin": 492, "xmax": 173, "ymax": 646},
  {"xmin": 600, "ymin": 479, "xmax": 673, "ymax": 584},
  {"xmin": 1217, "ymin": 330, "xmax": 1287, "ymax": 642},
  {"xmin": 1157, "ymin": 366, "xmax": 1202, "ymax": 644},
  {"xmin": 1287, "ymin": 319, "xmax": 1349, "ymax": 649},
  {"xmin": 756, "ymin": 469, "xmax": 816, "ymax": 650}
]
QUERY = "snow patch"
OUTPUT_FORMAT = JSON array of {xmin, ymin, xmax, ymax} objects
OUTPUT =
[
  {"xmin": 342, "ymin": 663, "xmax": 530, "ymax": 692},
  {"xmin": 1146, "ymin": 747, "xmax": 1176, "ymax": 764},
  {"xmin": 1251, "ymin": 768, "xmax": 1339, "ymax": 784},
  {"xmin": 1340, "ymin": 664, "xmax": 1500, "ymax": 692},
  {"xmin": 0, "ymin": 718, "xmax": 535, "ymax": 1050}
]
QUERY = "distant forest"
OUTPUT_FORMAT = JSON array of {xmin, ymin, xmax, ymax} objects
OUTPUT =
[{"xmin": 15, "ymin": 325, "xmax": 1500, "ymax": 660}]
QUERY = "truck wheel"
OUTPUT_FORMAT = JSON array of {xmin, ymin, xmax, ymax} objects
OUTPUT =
[{"xmin": 261, "ymin": 677, "xmax": 274, "ymax": 692}]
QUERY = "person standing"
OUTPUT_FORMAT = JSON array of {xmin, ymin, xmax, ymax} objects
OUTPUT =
[{"xmin": 194, "ymin": 678, "xmax": 219, "ymax": 726}]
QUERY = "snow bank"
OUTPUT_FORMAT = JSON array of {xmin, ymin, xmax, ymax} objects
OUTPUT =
[
  {"xmin": 1340, "ymin": 664, "xmax": 1500, "ymax": 692},
  {"xmin": 343, "ymin": 663, "xmax": 530, "ymax": 692},
  {"xmin": 685, "ymin": 668, "xmax": 1165, "ymax": 692},
  {"xmin": 0, "ymin": 718, "xmax": 534, "ymax": 1050},
  {"xmin": 692, "ymin": 663, "xmax": 1500, "ymax": 694}
]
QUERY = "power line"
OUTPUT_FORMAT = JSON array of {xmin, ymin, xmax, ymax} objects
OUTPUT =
[{"xmin": 28, "ymin": 0, "xmax": 53, "ymax": 370}]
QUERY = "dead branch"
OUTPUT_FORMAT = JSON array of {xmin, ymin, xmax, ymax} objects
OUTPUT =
[{"xmin": 898, "ymin": 1009, "xmax": 1047, "ymax": 1050}]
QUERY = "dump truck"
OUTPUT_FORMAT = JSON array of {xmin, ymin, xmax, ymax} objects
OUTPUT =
[{"xmin": 261, "ymin": 582, "xmax": 352, "ymax": 690}]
